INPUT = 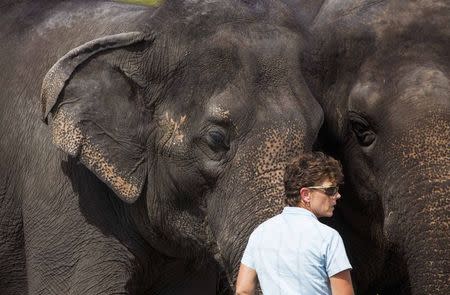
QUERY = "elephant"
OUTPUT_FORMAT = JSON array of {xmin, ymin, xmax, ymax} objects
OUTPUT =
[
  {"xmin": 0, "ymin": 0, "xmax": 324, "ymax": 293},
  {"xmin": 299, "ymin": 0, "xmax": 450, "ymax": 294}
]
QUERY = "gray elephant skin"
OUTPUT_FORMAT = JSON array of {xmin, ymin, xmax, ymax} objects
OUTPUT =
[
  {"xmin": 301, "ymin": 0, "xmax": 450, "ymax": 294},
  {"xmin": 0, "ymin": 0, "xmax": 323, "ymax": 294}
]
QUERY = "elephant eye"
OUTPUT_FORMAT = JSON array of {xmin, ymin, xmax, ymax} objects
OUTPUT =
[
  {"xmin": 348, "ymin": 112, "xmax": 376, "ymax": 147},
  {"xmin": 207, "ymin": 130, "xmax": 229, "ymax": 151}
]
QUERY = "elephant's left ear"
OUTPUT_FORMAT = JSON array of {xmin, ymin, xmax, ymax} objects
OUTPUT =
[
  {"xmin": 41, "ymin": 32, "xmax": 151, "ymax": 120},
  {"xmin": 41, "ymin": 32, "xmax": 155, "ymax": 203}
]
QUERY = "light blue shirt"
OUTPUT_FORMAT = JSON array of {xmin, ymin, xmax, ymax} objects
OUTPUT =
[{"xmin": 241, "ymin": 207, "xmax": 352, "ymax": 295}]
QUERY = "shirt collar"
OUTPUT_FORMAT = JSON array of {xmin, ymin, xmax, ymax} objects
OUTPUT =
[{"xmin": 282, "ymin": 207, "xmax": 318, "ymax": 220}]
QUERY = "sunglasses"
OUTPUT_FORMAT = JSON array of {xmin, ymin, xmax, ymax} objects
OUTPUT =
[{"xmin": 307, "ymin": 185, "xmax": 340, "ymax": 197}]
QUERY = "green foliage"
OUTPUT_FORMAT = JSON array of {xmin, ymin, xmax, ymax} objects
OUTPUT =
[{"xmin": 116, "ymin": 0, "xmax": 164, "ymax": 7}]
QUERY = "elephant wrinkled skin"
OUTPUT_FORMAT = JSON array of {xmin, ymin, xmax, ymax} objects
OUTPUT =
[{"xmin": 0, "ymin": 0, "xmax": 323, "ymax": 294}]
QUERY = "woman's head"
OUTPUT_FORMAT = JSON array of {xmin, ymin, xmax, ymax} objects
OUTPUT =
[{"xmin": 284, "ymin": 152, "xmax": 343, "ymax": 217}]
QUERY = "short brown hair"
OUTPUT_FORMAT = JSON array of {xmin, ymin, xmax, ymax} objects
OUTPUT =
[{"xmin": 284, "ymin": 152, "xmax": 343, "ymax": 207}]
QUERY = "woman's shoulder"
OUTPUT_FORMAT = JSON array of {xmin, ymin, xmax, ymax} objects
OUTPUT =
[{"xmin": 313, "ymin": 219, "xmax": 342, "ymax": 241}]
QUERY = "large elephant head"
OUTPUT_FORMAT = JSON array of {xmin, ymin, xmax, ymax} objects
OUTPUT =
[
  {"xmin": 41, "ymin": 0, "xmax": 323, "ymax": 287},
  {"xmin": 303, "ymin": 0, "xmax": 449, "ymax": 294}
]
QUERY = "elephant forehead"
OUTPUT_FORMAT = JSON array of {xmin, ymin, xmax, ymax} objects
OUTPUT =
[
  {"xmin": 348, "ymin": 80, "xmax": 382, "ymax": 113},
  {"xmin": 397, "ymin": 67, "xmax": 449, "ymax": 104},
  {"xmin": 204, "ymin": 89, "xmax": 245, "ymax": 125},
  {"xmin": 198, "ymin": 23, "xmax": 302, "ymax": 73}
]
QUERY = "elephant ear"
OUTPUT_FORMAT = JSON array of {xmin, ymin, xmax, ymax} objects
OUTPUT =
[{"xmin": 41, "ymin": 32, "xmax": 154, "ymax": 203}]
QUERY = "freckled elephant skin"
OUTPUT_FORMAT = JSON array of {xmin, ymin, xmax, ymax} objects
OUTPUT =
[
  {"xmin": 301, "ymin": 0, "xmax": 450, "ymax": 294},
  {"xmin": 0, "ymin": 0, "xmax": 323, "ymax": 294}
]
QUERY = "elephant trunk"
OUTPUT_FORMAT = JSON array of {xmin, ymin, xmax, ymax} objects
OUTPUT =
[
  {"xmin": 406, "ymin": 186, "xmax": 449, "ymax": 294},
  {"xmin": 385, "ymin": 180, "xmax": 450, "ymax": 294},
  {"xmin": 209, "ymin": 175, "xmax": 286, "ymax": 286},
  {"xmin": 206, "ymin": 121, "xmax": 316, "ymax": 287},
  {"xmin": 379, "ymin": 109, "xmax": 450, "ymax": 294}
]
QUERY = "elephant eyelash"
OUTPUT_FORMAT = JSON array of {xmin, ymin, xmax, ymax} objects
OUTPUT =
[
  {"xmin": 348, "ymin": 111, "xmax": 377, "ymax": 147},
  {"xmin": 208, "ymin": 130, "xmax": 227, "ymax": 146},
  {"xmin": 348, "ymin": 111, "xmax": 378, "ymax": 131},
  {"xmin": 206, "ymin": 129, "xmax": 230, "ymax": 151}
]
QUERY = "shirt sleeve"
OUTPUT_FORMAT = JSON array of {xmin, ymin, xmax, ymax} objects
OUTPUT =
[
  {"xmin": 241, "ymin": 230, "xmax": 257, "ymax": 270},
  {"xmin": 326, "ymin": 230, "xmax": 352, "ymax": 277}
]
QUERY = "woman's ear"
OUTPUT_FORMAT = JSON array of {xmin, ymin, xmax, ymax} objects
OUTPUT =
[
  {"xmin": 41, "ymin": 32, "xmax": 155, "ymax": 203},
  {"xmin": 299, "ymin": 187, "xmax": 311, "ymax": 203}
]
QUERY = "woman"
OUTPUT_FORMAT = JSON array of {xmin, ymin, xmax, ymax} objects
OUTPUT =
[{"xmin": 236, "ymin": 152, "xmax": 354, "ymax": 295}]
